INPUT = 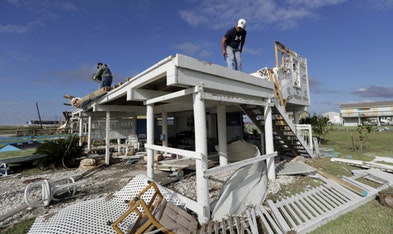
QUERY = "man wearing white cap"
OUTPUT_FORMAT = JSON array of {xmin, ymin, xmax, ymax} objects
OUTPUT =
[{"xmin": 221, "ymin": 18, "xmax": 247, "ymax": 71}]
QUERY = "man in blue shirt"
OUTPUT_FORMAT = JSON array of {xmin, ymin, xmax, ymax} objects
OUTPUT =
[{"xmin": 221, "ymin": 19, "xmax": 247, "ymax": 71}]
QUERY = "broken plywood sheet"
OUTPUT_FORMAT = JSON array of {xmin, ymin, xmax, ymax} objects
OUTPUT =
[{"xmin": 276, "ymin": 161, "xmax": 316, "ymax": 175}]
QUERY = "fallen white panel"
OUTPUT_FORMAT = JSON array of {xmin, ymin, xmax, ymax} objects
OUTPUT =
[
  {"xmin": 276, "ymin": 161, "xmax": 316, "ymax": 175},
  {"xmin": 211, "ymin": 161, "xmax": 267, "ymax": 220}
]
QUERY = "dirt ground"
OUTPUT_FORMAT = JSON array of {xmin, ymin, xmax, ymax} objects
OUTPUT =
[
  {"xmin": 0, "ymin": 155, "xmax": 296, "ymax": 232},
  {"xmin": 0, "ymin": 157, "xmax": 175, "ymax": 229}
]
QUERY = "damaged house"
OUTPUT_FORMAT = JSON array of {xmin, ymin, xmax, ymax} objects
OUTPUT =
[{"xmin": 27, "ymin": 42, "xmax": 393, "ymax": 233}]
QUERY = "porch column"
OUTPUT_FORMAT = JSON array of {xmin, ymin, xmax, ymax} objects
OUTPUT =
[
  {"xmin": 132, "ymin": 114, "xmax": 137, "ymax": 135},
  {"xmin": 264, "ymin": 104, "xmax": 276, "ymax": 181},
  {"xmin": 146, "ymin": 104, "xmax": 154, "ymax": 178},
  {"xmin": 87, "ymin": 115, "xmax": 92, "ymax": 150},
  {"xmin": 161, "ymin": 112, "xmax": 168, "ymax": 147},
  {"xmin": 217, "ymin": 104, "xmax": 227, "ymax": 166},
  {"xmin": 193, "ymin": 88, "xmax": 210, "ymax": 223},
  {"xmin": 260, "ymin": 131, "xmax": 265, "ymax": 155},
  {"xmin": 78, "ymin": 112, "xmax": 83, "ymax": 146},
  {"xmin": 105, "ymin": 111, "xmax": 110, "ymax": 165},
  {"xmin": 293, "ymin": 111, "xmax": 299, "ymax": 124}
]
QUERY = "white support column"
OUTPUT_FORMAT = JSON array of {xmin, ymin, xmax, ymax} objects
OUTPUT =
[
  {"xmin": 146, "ymin": 104, "xmax": 154, "ymax": 179},
  {"xmin": 193, "ymin": 88, "xmax": 210, "ymax": 224},
  {"xmin": 217, "ymin": 104, "xmax": 227, "ymax": 166},
  {"xmin": 260, "ymin": 131, "xmax": 265, "ymax": 155},
  {"xmin": 293, "ymin": 111, "xmax": 299, "ymax": 124},
  {"xmin": 78, "ymin": 112, "xmax": 83, "ymax": 146},
  {"xmin": 161, "ymin": 112, "xmax": 168, "ymax": 147},
  {"xmin": 87, "ymin": 115, "xmax": 92, "ymax": 150},
  {"xmin": 264, "ymin": 104, "xmax": 276, "ymax": 181},
  {"xmin": 105, "ymin": 111, "xmax": 110, "ymax": 165},
  {"xmin": 132, "ymin": 114, "xmax": 137, "ymax": 135}
]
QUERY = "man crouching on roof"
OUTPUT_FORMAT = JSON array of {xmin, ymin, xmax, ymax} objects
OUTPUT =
[{"xmin": 93, "ymin": 62, "xmax": 113, "ymax": 88}]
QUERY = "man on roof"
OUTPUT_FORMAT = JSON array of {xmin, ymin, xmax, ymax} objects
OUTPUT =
[
  {"xmin": 221, "ymin": 19, "xmax": 247, "ymax": 71},
  {"xmin": 93, "ymin": 62, "xmax": 113, "ymax": 88}
]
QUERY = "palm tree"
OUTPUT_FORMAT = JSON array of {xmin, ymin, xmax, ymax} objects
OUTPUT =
[{"xmin": 34, "ymin": 135, "xmax": 84, "ymax": 170}]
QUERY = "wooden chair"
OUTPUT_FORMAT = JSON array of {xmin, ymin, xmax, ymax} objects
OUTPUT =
[{"xmin": 111, "ymin": 180, "xmax": 197, "ymax": 234}]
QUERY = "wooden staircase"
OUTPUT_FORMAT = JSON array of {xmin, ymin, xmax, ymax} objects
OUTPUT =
[{"xmin": 240, "ymin": 98, "xmax": 315, "ymax": 158}]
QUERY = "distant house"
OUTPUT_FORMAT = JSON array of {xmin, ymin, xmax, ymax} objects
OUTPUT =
[
  {"xmin": 0, "ymin": 141, "xmax": 40, "ymax": 152},
  {"xmin": 340, "ymin": 101, "xmax": 393, "ymax": 126},
  {"xmin": 323, "ymin": 112, "xmax": 342, "ymax": 125}
]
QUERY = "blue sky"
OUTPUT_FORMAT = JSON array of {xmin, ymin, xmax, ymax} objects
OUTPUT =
[{"xmin": 1, "ymin": 0, "xmax": 393, "ymax": 125}]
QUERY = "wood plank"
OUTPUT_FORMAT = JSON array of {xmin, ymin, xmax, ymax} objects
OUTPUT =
[
  {"xmin": 275, "ymin": 202, "xmax": 297, "ymax": 228},
  {"xmin": 285, "ymin": 197, "xmax": 309, "ymax": 222},
  {"xmin": 259, "ymin": 200, "xmax": 291, "ymax": 232},
  {"xmin": 208, "ymin": 221, "xmax": 213, "ymax": 233},
  {"xmin": 256, "ymin": 205, "xmax": 284, "ymax": 234},
  {"xmin": 316, "ymin": 168, "xmax": 368, "ymax": 197},
  {"xmin": 321, "ymin": 184, "xmax": 351, "ymax": 203},
  {"xmin": 318, "ymin": 175, "xmax": 359, "ymax": 200},
  {"xmin": 313, "ymin": 190, "xmax": 335, "ymax": 210},
  {"xmin": 318, "ymin": 189, "xmax": 341, "ymax": 208},
  {"xmin": 222, "ymin": 218, "xmax": 227, "ymax": 233},
  {"xmin": 307, "ymin": 193, "xmax": 329, "ymax": 213},
  {"xmin": 321, "ymin": 185, "xmax": 349, "ymax": 205},
  {"xmin": 228, "ymin": 216, "xmax": 234, "ymax": 234},
  {"xmin": 281, "ymin": 199, "xmax": 303, "ymax": 225},
  {"xmin": 302, "ymin": 195, "xmax": 324, "ymax": 216},
  {"xmin": 293, "ymin": 199, "xmax": 313, "ymax": 221},
  {"xmin": 247, "ymin": 209, "xmax": 259, "ymax": 234},
  {"xmin": 235, "ymin": 216, "xmax": 242, "ymax": 233},
  {"xmin": 342, "ymin": 176, "xmax": 376, "ymax": 193}
]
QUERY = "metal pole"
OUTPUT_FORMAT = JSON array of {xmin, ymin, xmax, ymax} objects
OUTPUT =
[{"xmin": 35, "ymin": 102, "xmax": 43, "ymax": 129}]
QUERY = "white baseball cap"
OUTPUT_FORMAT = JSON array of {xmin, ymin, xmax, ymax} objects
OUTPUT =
[{"xmin": 237, "ymin": 19, "xmax": 246, "ymax": 29}]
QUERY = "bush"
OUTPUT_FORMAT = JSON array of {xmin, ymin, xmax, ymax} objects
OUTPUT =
[
  {"xmin": 300, "ymin": 114, "xmax": 330, "ymax": 143},
  {"xmin": 33, "ymin": 135, "xmax": 84, "ymax": 170}
]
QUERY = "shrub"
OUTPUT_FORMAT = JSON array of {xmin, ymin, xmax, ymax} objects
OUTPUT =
[{"xmin": 33, "ymin": 135, "xmax": 84, "ymax": 170}]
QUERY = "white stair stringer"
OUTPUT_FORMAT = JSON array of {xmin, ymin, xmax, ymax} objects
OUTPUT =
[
  {"xmin": 272, "ymin": 99, "xmax": 315, "ymax": 158},
  {"xmin": 240, "ymin": 98, "xmax": 315, "ymax": 158}
]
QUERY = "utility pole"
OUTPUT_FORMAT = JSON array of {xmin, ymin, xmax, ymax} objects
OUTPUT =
[{"xmin": 36, "ymin": 102, "xmax": 43, "ymax": 129}]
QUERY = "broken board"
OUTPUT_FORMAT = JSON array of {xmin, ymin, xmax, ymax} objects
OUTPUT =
[{"xmin": 63, "ymin": 87, "xmax": 110, "ymax": 108}]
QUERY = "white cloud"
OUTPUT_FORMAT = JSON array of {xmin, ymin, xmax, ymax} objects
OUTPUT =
[
  {"xmin": 0, "ymin": 24, "xmax": 28, "ymax": 33},
  {"xmin": 352, "ymin": 85, "xmax": 393, "ymax": 98},
  {"xmin": 178, "ymin": 0, "xmax": 347, "ymax": 30}
]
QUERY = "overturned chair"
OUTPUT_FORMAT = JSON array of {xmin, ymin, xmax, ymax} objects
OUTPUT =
[
  {"xmin": 24, "ymin": 177, "xmax": 83, "ymax": 208},
  {"xmin": 110, "ymin": 180, "xmax": 197, "ymax": 234}
]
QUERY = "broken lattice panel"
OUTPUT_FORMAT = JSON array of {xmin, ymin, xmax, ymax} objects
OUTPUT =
[{"xmin": 28, "ymin": 174, "xmax": 184, "ymax": 234}]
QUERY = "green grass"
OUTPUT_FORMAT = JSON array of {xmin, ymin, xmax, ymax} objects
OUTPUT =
[
  {"xmin": 0, "ymin": 218, "xmax": 35, "ymax": 234},
  {"xmin": 307, "ymin": 127, "xmax": 393, "ymax": 234},
  {"xmin": 0, "ymin": 149, "xmax": 36, "ymax": 159},
  {"xmin": 311, "ymin": 199, "xmax": 393, "ymax": 234}
]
